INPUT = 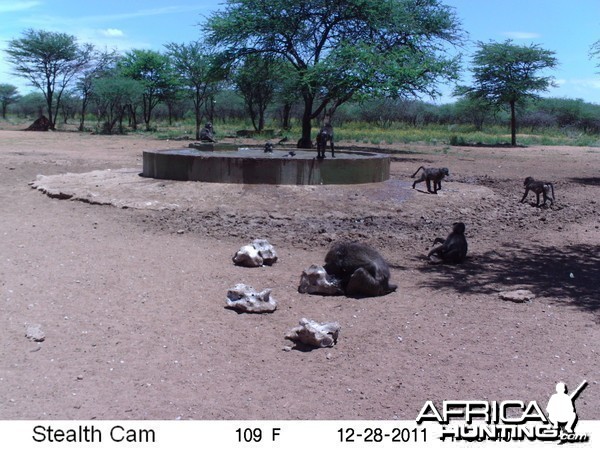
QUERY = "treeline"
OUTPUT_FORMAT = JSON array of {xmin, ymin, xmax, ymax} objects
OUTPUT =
[
  {"xmin": 2, "ymin": 1, "xmax": 600, "ymax": 146},
  {"xmin": 335, "ymin": 97, "xmax": 600, "ymax": 134},
  {"xmin": 4, "ymin": 88, "xmax": 600, "ymax": 136}
]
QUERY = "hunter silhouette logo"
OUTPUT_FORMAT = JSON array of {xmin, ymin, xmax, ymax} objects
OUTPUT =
[
  {"xmin": 416, "ymin": 380, "xmax": 590, "ymax": 443},
  {"xmin": 546, "ymin": 380, "xmax": 587, "ymax": 434}
]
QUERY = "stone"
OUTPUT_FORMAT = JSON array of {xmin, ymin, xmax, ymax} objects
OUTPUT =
[
  {"xmin": 232, "ymin": 244, "xmax": 262, "ymax": 267},
  {"xmin": 232, "ymin": 239, "xmax": 278, "ymax": 267},
  {"xmin": 498, "ymin": 289, "xmax": 535, "ymax": 303},
  {"xmin": 285, "ymin": 318, "xmax": 341, "ymax": 348},
  {"xmin": 226, "ymin": 283, "xmax": 277, "ymax": 313},
  {"xmin": 25, "ymin": 324, "xmax": 45, "ymax": 342},
  {"xmin": 251, "ymin": 239, "xmax": 278, "ymax": 265},
  {"xmin": 298, "ymin": 264, "xmax": 343, "ymax": 295}
]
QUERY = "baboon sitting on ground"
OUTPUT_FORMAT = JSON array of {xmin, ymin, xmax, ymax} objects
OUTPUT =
[
  {"xmin": 200, "ymin": 122, "xmax": 216, "ymax": 142},
  {"xmin": 428, "ymin": 222, "xmax": 468, "ymax": 264}
]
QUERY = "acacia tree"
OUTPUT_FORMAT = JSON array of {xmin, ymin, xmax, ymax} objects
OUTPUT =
[
  {"xmin": 0, "ymin": 84, "xmax": 21, "ymax": 119},
  {"xmin": 92, "ymin": 75, "xmax": 144, "ymax": 134},
  {"xmin": 119, "ymin": 49, "xmax": 176, "ymax": 131},
  {"xmin": 590, "ymin": 39, "xmax": 600, "ymax": 70},
  {"xmin": 233, "ymin": 54, "xmax": 280, "ymax": 132},
  {"xmin": 204, "ymin": 0, "xmax": 463, "ymax": 148},
  {"xmin": 165, "ymin": 42, "xmax": 224, "ymax": 139},
  {"xmin": 76, "ymin": 49, "xmax": 119, "ymax": 131},
  {"xmin": 5, "ymin": 29, "xmax": 93, "ymax": 129},
  {"xmin": 455, "ymin": 40, "xmax": 558, "ymax": 146}
]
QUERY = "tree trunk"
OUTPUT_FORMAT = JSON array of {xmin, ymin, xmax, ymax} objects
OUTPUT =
[
  {"xmin": 297, "ymin": 95, "xmax": 314, "ymax": 148},
  {"xmin": 78, "ymin": 97, "xmax": 88, "ymax": 131},
  {"xmin": 46, "ymin": 93, "xmax": 55, "ymax": 130},
  {"xmin": 194, "ymin": 89, "xmax": 203, "ymax": 140},
  {"xmin": 280, "ymin": 103, "xmax": 292, "ymax": 130},
  {"xmin": 510, "ymin": 100, "xmax": 517, "ymax": 146}
]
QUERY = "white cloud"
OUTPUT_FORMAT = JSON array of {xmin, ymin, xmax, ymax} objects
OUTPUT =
[
  {"xmin": 501, "ymin": 31, "xmax": 541, "ymax": 40},
  {"xmin": 100, "ymin": 28, "xmax": 125, "ymax": 38},
  {"xmin": 21, "ymin": 5, "xmax": 207, "ymax": 28},
  {"xmin": 0, "ymin": 1, "xmax": 40, "ymax": 13},
  {"xmin": 566, "ymin": 78, "xmax": 600, "ymax": 90}
]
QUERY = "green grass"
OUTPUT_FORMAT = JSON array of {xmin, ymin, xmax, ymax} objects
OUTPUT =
[{"xmin": 3, "ymin": 115, "xmax": 599, "ymax": 147}]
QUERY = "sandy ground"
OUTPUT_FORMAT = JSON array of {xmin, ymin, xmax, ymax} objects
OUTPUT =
[{"xmin": 0, "ymin": 127, "xmax": 599, "ymax": 421}]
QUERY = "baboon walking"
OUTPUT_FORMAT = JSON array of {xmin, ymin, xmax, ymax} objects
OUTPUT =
[
  {"xmin": 412, "ymin": 166, "xmax": 449, "ymax": 194},
  {"xmin": 324, "ymin": 241, "xmax": 397, "ymax": 298},
  {"xmin": 428, "ymin": 222, "xmax": 468, "ymax": 264},
  {"xmin": 520, "ymin": 176, "xmax": 555, "ymax": 207}
]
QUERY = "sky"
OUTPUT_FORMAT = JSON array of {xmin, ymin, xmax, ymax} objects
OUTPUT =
[{"xmin": 1, "ymin": 0, "xmax": 599, "ymax": 104}]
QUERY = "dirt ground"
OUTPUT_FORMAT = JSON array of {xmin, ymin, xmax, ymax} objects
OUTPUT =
[{"xmin": 1, "ymin": 126, "xmax": 598, "ymax": 421}]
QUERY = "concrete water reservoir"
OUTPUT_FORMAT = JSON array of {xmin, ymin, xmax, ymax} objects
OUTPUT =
[{"xmin": 142, "ymin": 147, "xmax": 390, "ymax": 185}]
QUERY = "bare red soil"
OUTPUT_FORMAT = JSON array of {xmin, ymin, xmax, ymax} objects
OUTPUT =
[{"xmin": 1, "ymin": 128, "xmax": 598, "ymax": 420}]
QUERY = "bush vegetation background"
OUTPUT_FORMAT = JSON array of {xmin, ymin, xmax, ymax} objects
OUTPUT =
[{"xmin": 2, "ymin": 90, "xmax": 599, "ymax": 147}]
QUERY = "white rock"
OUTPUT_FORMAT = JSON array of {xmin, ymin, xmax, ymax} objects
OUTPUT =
[
  {"xmin": 298, "ymin": 265, "xmax": 343, "ymax": 295},
  {"xmin": 285, "ymin": 318, "xmax": 341, "ymax": 348},
  {"xmin": 226, "ymin": 283, "xmax": 277, "ymax": 313},
  {"xmin": 232, "ymin": 239, "xmax": 278, "ymax": 267},
  {"xmin": 251, "ymin": 239, "xmax": 278, "ymax": 265},
  {"xmin": 25, "ymin": 324, "xmax": 45, "ymax": 342}
]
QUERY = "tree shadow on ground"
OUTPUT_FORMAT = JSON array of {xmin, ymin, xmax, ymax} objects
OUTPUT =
[
  {"xmin": 416, "ymin": 243, "xmax": 600, "ymax": 315},
  {"xmin": 568, "ymin": 177, "xmax": 600, "ymax": 186}
]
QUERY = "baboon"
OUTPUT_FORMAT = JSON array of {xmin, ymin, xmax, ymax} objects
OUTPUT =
[
  {"xmin": 427, "ymin": 222, "xmax": 468, "ymax": 264},
  {"xmin": 323, "ymin": 241, "xmax": 397, "ymax": 298},
  {"xmin": 264, "ymin": 142, "xmax": 274, "ymax": 153},
  {"xmin": 316, "ymin": 123, "xmax": 335, "ymax": 159},
  {"xmin": 520, "ymin": 176, "xmax": 555, "ymax": 206},
  {"xmin": 411, "ymin": 166, "xmax": 449, "ymax": 194},
  {"xmin": 199, "ymin": 122, "xmax": 216, "ymax": 142}
]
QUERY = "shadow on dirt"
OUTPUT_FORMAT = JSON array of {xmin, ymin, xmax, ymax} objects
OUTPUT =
[
  {"xmin": 416, "ymin": 243, "xmax": 600, "ymax": 315},
  {"xmin": 568, "ymin": 177, "xmax": 600, "ymax": 186}
]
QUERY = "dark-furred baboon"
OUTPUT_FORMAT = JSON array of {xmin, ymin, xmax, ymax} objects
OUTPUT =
[
  {"xmin": 411, "ymin": 166, "xmax": 449, "ymax": 194},
  {"xmin": 200, "ymin": 122, "xmax": 216, "ymax": 142},
  {"xmin": 520, "ymin": 176, "xmax": 555, "ymax": 206},
  {"xmin": 316, "ymin": 124, "xmax": 334, "ymax": 159},
  {"xmin": 428, "ymin": 222, "xmax": 468, "ymax": 264},
  {"xmin": 324, "ymin": 241, "xmax": 397, "ymax": 298}
]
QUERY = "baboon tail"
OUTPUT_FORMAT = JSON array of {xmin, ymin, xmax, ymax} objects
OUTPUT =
[{"xmin": 411, "ymin": 166, "xmax": 425, "ymax": 178}]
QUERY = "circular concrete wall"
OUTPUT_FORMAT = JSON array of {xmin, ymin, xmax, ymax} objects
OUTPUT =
[{"xmin": 142, "ymin": 147, "xmax": 390, "ymax": 185}]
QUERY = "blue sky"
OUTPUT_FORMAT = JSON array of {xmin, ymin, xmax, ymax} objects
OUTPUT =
[{"xmin": 1, "ymin": 0, "xmax": 599, "ymax": 104}]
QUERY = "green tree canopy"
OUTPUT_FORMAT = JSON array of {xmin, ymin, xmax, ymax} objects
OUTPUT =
[
  {"xmin": 590, "ymin": 39, "xmax": 600, "ymax": 71},
  {"xmin": 204, "ymin": 0, "xmax": 464, "ymax": 148},
  {"xmin": 0, "ymin": 84, "xmax": 21, "ymax": 119},
  {"xmin": 165, "ymin": 42, "xmax": 225, "ymax": 139},
  {"xmin": 455, "ymin": 40, "xmax": 558, "ymax": 145},
  {"xmin": 5, "ymin": 29, "xmax": 93, "ymax": 129},
  {"xmin": 76, "ymin": 49, "xmax": 119, "ymax": 131},
  {"xmin": 119, "ymin": 49, "xmax": 176, "ymax": 131},
  {"xmin": 233, "ymin": 54, "xmax": 282, "ymax": 132},
  {"xmin": 92, "ymin": 75, "xmax": 144, "ymax": 134}
]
